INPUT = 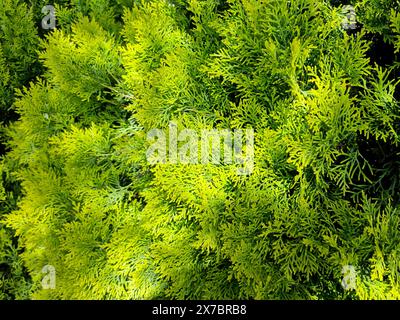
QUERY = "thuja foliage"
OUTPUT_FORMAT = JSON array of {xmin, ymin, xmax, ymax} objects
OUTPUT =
[
  {"xmin": 2, "ymin": 0, "xmax": 400, "ymax": 300},
  {"xmin": 0, "ymin": 0, "xmax": 40, "ymax": 299},
  {"xmin": 0, "ymin": 0, "xmax": 40, "ymax": 122}
]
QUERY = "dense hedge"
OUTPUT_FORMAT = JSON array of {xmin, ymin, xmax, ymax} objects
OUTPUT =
[{"xmin": 1, "ymin": 0, "xmax": 400, "ymax": 299}]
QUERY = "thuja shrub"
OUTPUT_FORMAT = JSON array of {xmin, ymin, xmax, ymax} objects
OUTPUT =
[
  {"xmin": 2, "ymin": 0, "xmax": 400, "ymax": 299},
  {"xmin": 0, "ymin": 0, "xmax": 41, "ymax": 299},
  {"xmin": 0, "ymin": 0, "xmax": 41, "ymax": 122}
]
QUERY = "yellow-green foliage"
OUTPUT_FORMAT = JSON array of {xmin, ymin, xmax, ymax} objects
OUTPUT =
[
  {"xmin": 2, "ymin": 0, "xmax": 400, "ymax": 300},
  {"xmin": 0, "ymin": 0, "xmax": 39, "ymax": 116}
]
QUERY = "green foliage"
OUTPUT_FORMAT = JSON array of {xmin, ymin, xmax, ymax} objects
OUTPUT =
[
  {"xmin": 2, "ymin": 0, "xmax": 400, "ymax": 300},
  {"xmin": 355, "ymin": 0, "xmax": 400, "ymax": 40},
  {"xmin": 0, "ymin": 162, "xmax": 32, "ymax": 300},
  {"xmin": 0, "ymin": 0, "xmax": 40, "ymax": 118}
]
